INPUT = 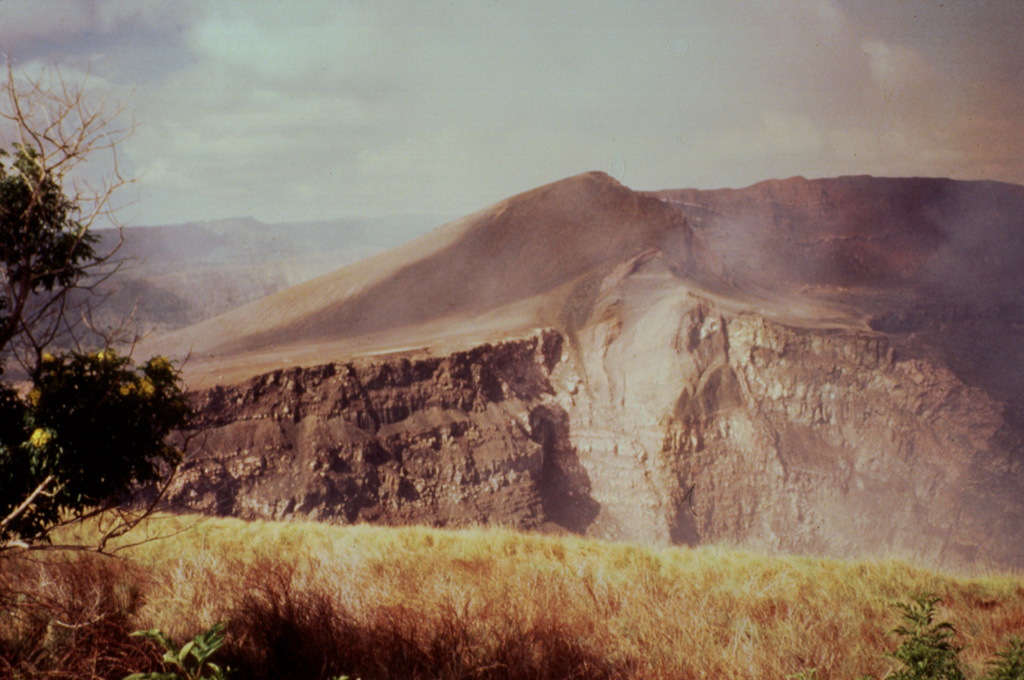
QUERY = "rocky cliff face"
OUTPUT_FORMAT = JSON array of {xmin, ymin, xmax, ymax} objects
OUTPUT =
[
  {"xmin": 162, "ymin": 174, "xmax": 1024, "ymax": 570},
  {"xmin": 555, "ymin": 251, "xmax": 1023, "ymax": 568},
  {"xmin": 168, "ymin": 331, "xmax": 575, "ymax": 529},
  {"xmin": 169, "ymin": 257, "xmax": 1024, "ymax": 568}
]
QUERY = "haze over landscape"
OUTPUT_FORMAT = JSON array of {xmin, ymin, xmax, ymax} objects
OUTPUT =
[
  {"xmin": 4, "ymin": 1, "xmax": 1024, "ymax": 567},
  {"xmin": 1, "ymin": 1, "xmax": 1022, "ymax": 226},
  {"xmin": 8, "ymin": 4, "xmax": 1024, "ymax": 677}
]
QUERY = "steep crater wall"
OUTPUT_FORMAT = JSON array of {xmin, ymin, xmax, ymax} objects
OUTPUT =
[
  {"xmin": 167, "ymin": 330, "xmax": 598, "ymax": 531},
  {"xmin": 169, "ymin": 297, "xmax": 1024, "ymax": 569},
  {"xmin": 158, "ymin": 175, "xmax": 1024, "ymax": 569}
]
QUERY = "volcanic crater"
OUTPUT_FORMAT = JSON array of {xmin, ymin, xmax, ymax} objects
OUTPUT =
[{"xmin": 150, "ymin": 171, "xmax": 1024, "ymax": 569}]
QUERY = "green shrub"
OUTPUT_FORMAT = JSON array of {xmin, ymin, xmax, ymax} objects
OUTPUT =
[
  {"xmin": 887, "ymin": 594, "xmax": 966, "ymax": 680},
  {"xmin": 125, "ymin": 622, "xmax": 232, "ymax": 680},
  {"xmin": 0, "ymin": 350, "xmax": 192, "ymax": 548},
  {"xmin": 793, "ymin": 595, "xmax": 1024, "ymax": 680},
  {"xmin": 982, "ymin": 638, "xmax": 1024, "ymax": 680}
]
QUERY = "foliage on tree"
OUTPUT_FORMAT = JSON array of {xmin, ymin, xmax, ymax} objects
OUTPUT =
[
  {"xmin": 0, "ymin": 143, "xmax": 98, "ymax": 357},
  {"xmin": 0, "ymin": 62, "xmax": 193, "ymax": 552},
  {"xmin": 0, "ymin": 350, "xmax": 191, "ymax": 547}
]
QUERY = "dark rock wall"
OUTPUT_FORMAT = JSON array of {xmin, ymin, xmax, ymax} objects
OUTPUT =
[{"xmin": 167, "ymin": 330, "xmax": 585, "ymax": 530}]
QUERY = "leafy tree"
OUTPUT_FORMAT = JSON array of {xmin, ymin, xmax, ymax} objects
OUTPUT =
[
  {"xmin": 0, "ymin": 62, "xmax": 193, "ymax": 552},
  {"xmin": 0, "ymin": 61, "xmax": 135, "ymax": 366},
  {"xmin": 0, "ymin": 350, "xmax": 191, "ymax": 548},
  {"xmin": 0, "ymin": 143, "xmax": 98, "ymax": 356}
]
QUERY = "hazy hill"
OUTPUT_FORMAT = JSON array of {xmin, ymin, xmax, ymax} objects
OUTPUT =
[
  {"xmin": 86, "ymin": 214, "xmax": 445, "ymax": 335},
  {"xmin": 150, "ymin": 172, "xmax": 714, "ymax": 370}
]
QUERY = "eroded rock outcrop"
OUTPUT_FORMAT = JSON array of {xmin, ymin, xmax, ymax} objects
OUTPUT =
[{"xmin": 166, "ymin": 330, "xmax": 592, "ymax": 530}]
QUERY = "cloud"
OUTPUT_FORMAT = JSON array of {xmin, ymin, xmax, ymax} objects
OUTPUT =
[
  {"xmin": 0, "ymin": 1, "xmax": 93, "ymax": 41},
  {"xmin": 2, "ymin": 0, "xmax": 1023, "ymax": 225},
  {"xmin": 713, "ymin": 111, "xmax": 824, "ymax": 158},
  {"xmin": 861, "ymin": 39, "xmax": 934, "ymax": 91},
  {"xmin": 808, "ymin": 0, "xmax": 843, "ymax": 32},
  {"xmin": 0, "ymin": 0, "xmax": 193, "ymax": 47},
  {"xmin": 186, "ymin": 8, "xmax": 359, "ymax": 85}
]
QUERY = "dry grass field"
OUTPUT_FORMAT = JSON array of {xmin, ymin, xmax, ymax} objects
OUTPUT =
[{"xmin": 3, "ymin": 514, "xmax": 1023, "ymax": 679}]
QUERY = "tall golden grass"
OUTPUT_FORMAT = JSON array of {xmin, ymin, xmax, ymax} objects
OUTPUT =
[{"xmin": 3, "ymin": 514, "xmax": 1023, "ymax": 679}]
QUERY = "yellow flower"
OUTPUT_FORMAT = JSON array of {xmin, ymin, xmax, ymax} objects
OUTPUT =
[
  {"xmin": 119, "ymin": 384, "xmax": 133, "ymax": 396},
  {"xmin": 28, "ymin": 388, "xmax": 41, "ymax": 405},
  {"xmin": 95, "ymin": 348, "xmax": 117, "ymax": 362},
  {"xmin": 140, "ymin": 378, "xmax": 156, "ymax": 396},
  {"xmin": 29, "ymin": 428, "xmax": 51, "ymax": 448},
  {"xmin": 149, "ymin": 356, "xmax": 172, "ymax": 372},
  {"xmin": 40, "ymin": 352, "xmax": 56, "ymax": 364}
]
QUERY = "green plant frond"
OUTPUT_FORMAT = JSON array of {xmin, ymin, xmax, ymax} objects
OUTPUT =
[
  {"xmin": 161, "ymin": 650, "xmax": 184, "ymax": 669},
  {"xmin": 982, "ymin": 637, "xmax": 1024, "ymax": 680},
  {"xmin": 177, "ymin": 639, "xmax": 196, "ymax": 664},
  {"xmin": 124, "ymin": 622, "xmax": 231, "ymax": 680},
  {"xmin": 886, "ymin": 594, "xmax": 966, "ymax": 680},
  {"xmin": 130, "ymin": 628, "xmax": 178, "ymax": 651}
]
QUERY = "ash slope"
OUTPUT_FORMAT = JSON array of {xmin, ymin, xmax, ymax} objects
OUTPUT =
[
  {"xmin": 153, "ymin": 172, "xmax": 711, "ymax": 383},
  {"xmin": 162, "ymin": 172, "xmax": 1024, "ymax": 569}
]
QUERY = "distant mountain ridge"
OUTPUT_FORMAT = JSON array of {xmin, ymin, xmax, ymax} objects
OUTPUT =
[
  {"xmin": 100, "ymin": 214, "xmax": 442, "ymax": 271},
  {"xmin": 87, "ymin": 214, "xmax": 446, "ymax": 335}
]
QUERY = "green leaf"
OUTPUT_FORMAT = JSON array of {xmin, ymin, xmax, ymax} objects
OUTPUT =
[
  {"xmin": 191, "ymin": 622, "xmax": 227, "ymax": 664},
  {"xmin": 130, "ymin": 628, "xmax": 177, "ymax": 651},
  {"xmin": 179, "ymin": 640, "xmax": 196, "ymax": 663},
  {"xmin": 162, "ymin": 649, "xmax": 184, "ymax": 669}
]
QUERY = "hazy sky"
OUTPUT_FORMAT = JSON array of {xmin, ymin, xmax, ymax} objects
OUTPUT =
[{"xmin": 1, "ymin": 0, "xmax": 1022, "ymax": 226}]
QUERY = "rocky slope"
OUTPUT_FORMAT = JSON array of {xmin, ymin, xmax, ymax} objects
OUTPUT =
[{"xmin": 161, "ymin": 173, "xmax": 1024, "ymax": 569}]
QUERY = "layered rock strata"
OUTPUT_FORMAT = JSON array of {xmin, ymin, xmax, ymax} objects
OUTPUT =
[
  {"xmin": 169, "ymin": 287, "xmax": 1024, "ymax": 569},
  {"xmin": 168, "ymin": 331, "xmax": 578, "ymax": 529}
]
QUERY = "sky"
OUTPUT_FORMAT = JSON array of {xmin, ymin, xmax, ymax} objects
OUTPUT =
[{"xmin": 1, "ymin": 0, "xmax": 1022, "ymax": 226}]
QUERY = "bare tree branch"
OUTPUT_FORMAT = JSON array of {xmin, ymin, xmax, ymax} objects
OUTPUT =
[
  {"xmin": 0, "ymin": 475, "xmax": 58, "ymax": 536},
  {"xmin": 1, "ymin": 58, "xmax": 137, "ymax": 367}
]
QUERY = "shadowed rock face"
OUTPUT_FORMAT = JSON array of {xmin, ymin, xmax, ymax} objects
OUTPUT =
[
  {"xmin": 163, "ymin": 172, "xmax": 1024, "ymax": 569},
  {"xmin": 168, "ymin": 331, "xmax": 588, "ymax": 531}
]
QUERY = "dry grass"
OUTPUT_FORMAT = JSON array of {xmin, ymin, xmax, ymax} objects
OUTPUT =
[
  {"xmin": 3, "ymin": 514, "xmax": 1023, "ymax": 679},
  {"xmin": 0, "ymin": 552, "xmax": 161, "ymax": 678}
]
